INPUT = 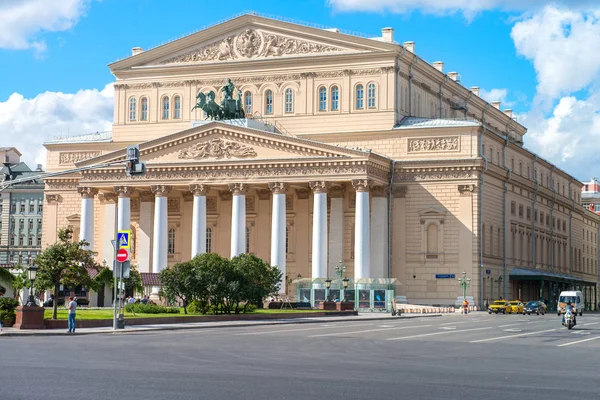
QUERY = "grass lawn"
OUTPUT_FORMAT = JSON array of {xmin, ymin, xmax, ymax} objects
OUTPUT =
[{"xmin": 44, "ymin": 307, "xmax": 328, "ymax": 320}]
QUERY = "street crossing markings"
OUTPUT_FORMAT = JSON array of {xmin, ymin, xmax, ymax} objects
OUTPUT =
[
  {"xmin": 387, "ymin": 326, "xmax": 493, "ymax": 341},
  {"xmin": 557, "ymin": 335, "xmax": 600, "ymax": 347},
  {"xmin": 470, "ymin": 328, "xmax": 556, "ymax": 343},
  {"xmin": 309, "ymin": 324, "xmax": 432, "ymax": 338}
]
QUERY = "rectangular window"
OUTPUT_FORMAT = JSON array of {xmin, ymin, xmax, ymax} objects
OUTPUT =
[
  {"xmin": 29, "ymin": 203, "xmax": 34, "ymax": 213},
  {"xmin": 38, "ymin": 204, "xmax": 43, "ymax": 213},
  {"xmin": 526, "ymin": 207, "xmax": 531, "ymax": 220},
  {"xmin": 540, "ymin": 212, "xmax": 544, "ymax": 224},
  {"xmin": 28, "ymin": 236, "xmax": 33, "ymax": 246},
  {"xmin": 511, "ymin": 201, "xmax": 516, "ymax": 216},
  {"xmin": 28, "ymin": 220, "xmax": 33, "ymax": 230},
  {"xmin": 206, "ymin": 228, "xmax": 212, "ymax": 253},
  {"xmin": 37, "ymin": 237, "xmax": 41, "ymax": 247},
  {"xmin": 546, "ymin": 215, "xmax": 550, "ymax": 226},
  {"xmin": 19, "ymin": 204, "xmax": 25, "ymax": 213},
  {"xmin": 18, "ymin": 236, "xmax": 23, "ymax": 246},
  {"xmin": 168, "ymin": 228, "xmax": 175, "ymax": 254},
  {"xmin": 19, "ymin": 220, "xmax": 24, "ymax": 230},
  {"xmin": 518, "ymin": 204, "xmax": 523, "ymax": 218},
  {"xmin": 11, "ymin": 203, "xmax": 16, "ymax": 213}
]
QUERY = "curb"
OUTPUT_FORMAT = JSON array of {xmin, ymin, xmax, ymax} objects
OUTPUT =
[{"xmin": 0, "ymin": 314, "xmax": 443, "ymax": 337}]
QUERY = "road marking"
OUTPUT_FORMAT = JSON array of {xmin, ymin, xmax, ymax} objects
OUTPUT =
[
  {"xmin": 503, "ymin": 329, "xmax": 522, "ymax": 332},
  {"xmin": 470, "ymin": 329, "xmax": 556, "ymax": 343},
  {"xmin": 440, "ymin": 322, "xmax": 467, "ymax": 326},
  {"xmin": 584, "ymin": 322, "xmax": 599, "ymax": 326},
  {"xmin": 378, "ymin": 325, "xmax": 393, "ymax": 328},
  {"xmin": 498, "ymin": 323, "xmax": 521, "ymax": 328},
  {"xmin": 309, "ymin": 324, "xmax": 432, "ymax": 338},
  {"xmin": 387, "ymin": 326, "xmax": 493, "ymax": 341},
  {"xmin": 557, "ymin": 335, "xmax": 600, "ymax": 347},
  {"xmin": 573, "ymin": 331, "xmax": 591, "ymax": 335},
  {"xmin": 235, "ymin": 323, "xmax": 371, "ymax": 336},
  {"xmin": 440, "ymin": 327, "xmax": 457, "ymax": 330}
]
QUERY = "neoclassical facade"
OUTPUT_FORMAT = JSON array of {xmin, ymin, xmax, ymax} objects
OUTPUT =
[{"xmin": 43, "ymin": 14, "xmax": 599, "ymax": 308}]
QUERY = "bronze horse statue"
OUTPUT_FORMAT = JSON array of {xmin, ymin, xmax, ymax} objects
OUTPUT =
[{"xmin": 192, "ymin": 91, "xmax": 223, "ymax": 120}]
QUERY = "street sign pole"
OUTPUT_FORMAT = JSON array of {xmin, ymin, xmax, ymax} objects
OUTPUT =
[{"xmin": 111, "ymin": 240, "xmax": 118, "ymax": 331}]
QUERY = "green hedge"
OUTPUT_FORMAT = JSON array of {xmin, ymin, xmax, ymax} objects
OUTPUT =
[
  {"xmin": 0, "ymin": 297, "xmax": 18, "ymax": 321},
  {"xmin": 125, "ymin": 303, "xmax": 180, "ymax": 314}
]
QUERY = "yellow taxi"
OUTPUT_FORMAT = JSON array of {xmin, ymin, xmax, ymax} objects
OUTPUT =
[
  {"xmin": 507, "ymin": 300, "xmax": 524, "ymax": 314},
  {"xmin": 488, "ymin": 300, "xmax": 509, "ymax": 314}
]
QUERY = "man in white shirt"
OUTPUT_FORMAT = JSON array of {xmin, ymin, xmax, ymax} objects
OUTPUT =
[{"xmin": 67, "ymin": 296, "xmax": 77, "ymax": 333}]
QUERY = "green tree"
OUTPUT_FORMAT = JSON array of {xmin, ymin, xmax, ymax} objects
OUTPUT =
[
  {"xmin": 34, "ymin": 228, "xmax": 100, "ymax": 319},
  {"xmin": 10, "ymin": 265, "xmax": 30, "ymax": 303},
  {"xmin": 230, "ymin": 254, "xmax": 282, "ymax": 313}
]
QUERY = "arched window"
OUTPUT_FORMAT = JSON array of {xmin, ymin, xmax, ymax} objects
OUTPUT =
[
  {"xmin": 246, "ymin": 227, "xmax": 250, "ymax": 253},
  {"xmin": 129, "ymin": 97, "xmax": 137, "ymax": 121},
  {"xmin": 168, "ymin": 228, "xmax": 175, "ymax": 254},
  {"xmin": 331, "ymin": 86, "xmax": 339, "ymax": 111},
  {"xmin": 356, "ymin": 84, "xmax": 364, "ymax": 109},
  {"xmin": 318, "ymin": 87, "xmax": 327, "ymax": 111},
  {"xmin": 367, "ymin": 83, "xmax": 376, "ymax": 108},
  {"xmin": 206, "ymin": 227, "xmax": 212, "ymax": 253},
  {"xmin": 426, "ymin": 224, "xmax": 438, "ymax": 254},
  {"xmin": 244, "ymin": 91, "xmax": 253, "ymax": 114},
  {"xmin": 140, "ymin": 97, "xmax": 148, "ymax": 121},
  {"xmin": 265, "ymin": 90, "xmax": 273, "ymax": 114},
  {"xmin": 173, "ymin": 96, "xmax": 181, "ymax": 119},
  {"xmin": 162, "ymin": 96, "xmax": 170, "ymax": 119},
  {"xmin": 284, "ymin": 88, "xmax": 294, "ymax": 113}
]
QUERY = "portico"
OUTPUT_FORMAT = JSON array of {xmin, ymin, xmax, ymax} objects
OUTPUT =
[{"xmin": 72, "ymin": 121, "xmax": 391, "ymax": 294}]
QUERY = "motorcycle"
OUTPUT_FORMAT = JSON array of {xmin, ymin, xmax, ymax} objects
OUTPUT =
[{"xmin": 562, "ymin": 306, "xmax": 576, "ymax": 330}]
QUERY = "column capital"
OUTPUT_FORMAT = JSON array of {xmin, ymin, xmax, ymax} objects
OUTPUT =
[
  {"xmin": 77, "ymin": 187, "xmax": 98, "ymax": 199},
  {"xmin": 114, "ymin": 186, "xmax": 135, "ymax": 198},
  {"xmin": 189, "ymin": 184, "xmax": 209, "ymax": 196},
  {"xmin": 229, "ymin": 183, "xmax": 248, "ymax": 196},
  {"xmin": 98, "ymin": 192, "xmax": 118, "ymax": 204},
  {"xmin": 352, "ymin": 179, "xmax": 372, "ymax": 193},
  {"xmin": 309, "ymin": 181, "xmax": 329, "ymax": 194},
  {"xmin": 458, "ymin": 184, "xmax": 477, "ymax": 196},
  {"xmin": 151, "ymin": 185, "xmax": 172, "ymax": 197},
  {"xmin": 268, "ymin": 182, "xmax": 288, "ymax": 195}
]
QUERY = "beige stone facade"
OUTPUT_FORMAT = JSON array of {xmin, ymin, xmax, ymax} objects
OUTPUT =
[{"xmin": 43, "ymin": 14, "xmax": 599, "ymax": 308}]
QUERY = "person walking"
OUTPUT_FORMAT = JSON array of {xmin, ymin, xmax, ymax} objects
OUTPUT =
[{"xmin": 67, "ymin": 296, "xmax": 77, "ymax": 333}]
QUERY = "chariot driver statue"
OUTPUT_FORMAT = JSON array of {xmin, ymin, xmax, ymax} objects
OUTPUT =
[{"xmin": 220, "ymin": 79, "xmax": 235, "ymax": 107}]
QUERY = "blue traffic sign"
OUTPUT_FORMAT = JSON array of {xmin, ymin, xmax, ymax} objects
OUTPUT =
[
  {"xmin": 117, "ymin": 230, "xmax": 130, "ymax": 249},
  {"xmin": 435, "ymin": 274, "xmax": 456, "ymax": 279}
]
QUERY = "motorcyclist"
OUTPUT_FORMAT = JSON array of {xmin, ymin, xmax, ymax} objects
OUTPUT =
[{"xmin": 562, "ymin": 303, "xmax": 577, "ymax": 326}]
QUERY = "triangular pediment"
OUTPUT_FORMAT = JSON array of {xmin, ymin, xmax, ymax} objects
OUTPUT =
[
  {"xmin": 110, "ymin": 14, "xmax": 396, "ymax": 70},
  {"xmin": 77, "ymin": 121, "xmax": 371, "ymax": 168}
]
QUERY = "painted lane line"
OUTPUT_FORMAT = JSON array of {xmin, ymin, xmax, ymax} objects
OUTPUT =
[
  {"xmin": 470, "ymin": 329, "xmax": 556, "ymax": 343},
  {"xmin": 498, "ymin": 323, "xmax": 521, "ymax": 328},
  {"xmin": 387, "ymin": 326, "xmax": 493, "ymax": 341},
  {"xmin": 309, "ymin": 324, "xmax": 432, "ymax": 338},
  {"xmin": 440, "ymin": 327, "xmax": 457, "ymax": 330},
  {"xmin": 573, "ymin": 331, "xmax": 591, "ymax": 335},
  {"xmin": 503, "ymin": 329, "xmax": 522, "ymax": 332},
  {"xmin": 557, "ymin": 335, "xmax": 600, "ymax": 347},
  {"xmin": 235, "ymin": 322, "xmax": 371, "ymax": 336},
  {"xmin": 584, "ymin": 322, "xmax": 599, "ymax": 326},
  {"xmin": 440, "ymin": 322, "xmax": 467, "ymax": 326}
]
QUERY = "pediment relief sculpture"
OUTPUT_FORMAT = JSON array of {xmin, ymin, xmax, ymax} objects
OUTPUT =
[
  {"xmin": 161, "ymin": 29, "xmax": 343, "ymax": 64},
  {"xmin": 178, "ymin": 138, "xmax": 257, "ymax": 160}
]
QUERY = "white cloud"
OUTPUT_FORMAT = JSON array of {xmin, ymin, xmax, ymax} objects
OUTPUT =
[
  {"xmin": 0, "ymin": 84, "xmax": 114, "ymax": 169},
  {"xmin": 0, "ymin": 0, "xmax": 92, "ymax": 52},
  {"xmin": 479, "ymin": 88, "xmax": 512, "ymax": 106},
  {"xmin": 511, "ymin": 7, "xmax": 600, "ymax": 103},
  {"xmin": 327, "ymin": 0, "xmax": 596, "ymax": 18}
]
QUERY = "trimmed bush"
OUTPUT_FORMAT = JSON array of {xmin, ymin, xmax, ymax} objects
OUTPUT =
[
  {"xmin": 187, "ymin": 300, "xmax": 210, "ymax": 315},
  {"xmin": 125, "ymin": 303, "xmax": 180, "ymax": 314},
  {"xmin": 0, "ymin": 297, "xmax": 18, "ymax": 324}
]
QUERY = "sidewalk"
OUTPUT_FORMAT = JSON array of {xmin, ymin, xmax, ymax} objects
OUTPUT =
[{"xmin": 0, "ymin": 312, "xmax": 442, "ymax": 337}]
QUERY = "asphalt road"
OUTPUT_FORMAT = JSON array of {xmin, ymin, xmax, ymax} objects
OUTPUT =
[{"xmin": 2, "ymin": 312, "xmax": 600, "ymax": 400}]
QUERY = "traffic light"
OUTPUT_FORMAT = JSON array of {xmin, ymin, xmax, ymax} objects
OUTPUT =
[{"xmin": 125, "ymin": 145, "xmax": 146, "ymax": 176}]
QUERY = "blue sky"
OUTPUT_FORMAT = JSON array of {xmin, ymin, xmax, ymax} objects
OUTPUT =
[{"xmin": 1, "ymin": 0, "xmax": 599, "ymax": 181}]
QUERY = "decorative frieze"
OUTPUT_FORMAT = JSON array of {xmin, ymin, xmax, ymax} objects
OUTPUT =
[
  {"xmin": 458, "ymin": 184, "xmax": 477, "ymax": 196},
  {"xmin": 178, "ymin": 138, "xmax": 257, "ymax": 160},
  {"xmin": 408, "ymin": 137, "xmax": 459, "ymax": 153},
  {"xmin": 77, "ymin": 187, "xmax": 98, "ymax": 199},
  {"xmin": 45, "ymin": 181, "xmax": 79, "ymax": 190},
  {"xmin": 59, "ymin": 151, "xmax": 101, "ymax": 165},
  {"xmin": 161, "ymin": 29, "xmax": 342, "ymax": 64},
  {"xmin": 309, "ymin": 181, "xmax": 329, "ymax": 194},
  {"xmin": 229, "ymin": 183, "xmax": 248, "ymax": 195},
  {"xmin": 189, "ymin": 184, "xmax": 209, "ymax": 196},
  {"xmin": 352, "ymin": 179, "xmax": 371, "ymax": 193},
  {"xmin": 398, "ymin": 171, "xmax": 477, "ymax": 182},
  {"xmin": 151, "ymin": 185, "xmax": 171, "ymax": 197},
  {"xmin": 268, "ymin": 182, "xmax": 288, "ymax": 195}
]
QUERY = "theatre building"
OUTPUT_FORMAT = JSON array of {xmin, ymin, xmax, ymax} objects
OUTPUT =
[{"xmin": 42, "ymin": 13, "xmax": 599, "ymax": 310}]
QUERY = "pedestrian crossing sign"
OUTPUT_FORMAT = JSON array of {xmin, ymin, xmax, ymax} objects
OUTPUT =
[{"xmin": 117, "ymin": 230, "xmax": 130, "ymax": 249}]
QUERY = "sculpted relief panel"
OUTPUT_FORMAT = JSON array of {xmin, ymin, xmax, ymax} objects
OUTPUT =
[
  {"xmin": 59, "ymin": 151, "xmax": 101, "ymax": 165},
  {"xmin": 408, "ymin": 137, "xmax": 459, "ymax": 153},
  {"xmin": 178, "ymin": 138, "xmax": 257, "ymax": 160},
  {"xmin": 161, "ymin": 29, "xmax": 343, "ymax": 64}
]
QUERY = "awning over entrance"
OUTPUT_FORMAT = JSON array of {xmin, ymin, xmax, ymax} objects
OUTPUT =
[{"xmin": 509, "ymin": 268, "xmax": 596, "ymax": 286}]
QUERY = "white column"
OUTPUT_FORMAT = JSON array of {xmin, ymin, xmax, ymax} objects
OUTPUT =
[
  {"xmin": 152, "ymin": 185, "xmax": 171, "ymax": 274},
  {"xmin": 328, "ymin": 188, "xmax": 345, "ymax": 277},
  {"xmin": 310, "ymin": 181, "xmax": 328, "ymax": 279},
  {"xmin": 115, "ymin": 186, "xmax": 134, "ymax": 232},
  {"xmin": 100, "ymin": 193, "xmax": 117, "ymax": 266},
  {"xmin": 229, "ymin": 183, "xmax": 247, "ymax": 258},
  {"xmin": 190, "ymin": 184, "xmax": 208, "ymax": 257},
  {"xmin": 370, "ymin": 187, "xmax": 388, "ymax": 279},
  {"xmin": 353, "ymin": 179, "xmax": 371, "ymax": 279},
  {"xmin": 138, "ymin": 192, "xmax": 154, "ymax": 274},
  {"xmin": 77, "ymin": 187, "xmax": 97, "ymax": 250},
  {"xmin": 269, "ymin": 182, "xmax": 288, "ymax": 294}
]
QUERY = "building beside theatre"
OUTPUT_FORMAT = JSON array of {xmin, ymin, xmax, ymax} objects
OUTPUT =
[{"xmin": 42, "ymin": 13, "xmax": 599, "ymax": 309}]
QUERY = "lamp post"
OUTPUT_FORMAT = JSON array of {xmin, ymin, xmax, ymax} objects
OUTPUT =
[
  {"xmin": 325, "ymin": 278, "xmax": 332, "ymax": 301},
  {"xmin": 457, "ymin": 271, "xmax": 471, "ymax": 313},
  {"xmin": 26, "ymin": 265, "xmax": 38, "ymax": 307},
  {"xmin": 335, "ymin": 260, "xmax": 348, "ymax": 301}
]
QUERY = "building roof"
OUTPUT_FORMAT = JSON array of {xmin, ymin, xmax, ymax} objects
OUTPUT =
[
  {"xmin": 45, "ymin": 131, "xmax": 112, "ymax": 145},
  {"xmin": 393, "ymin": 117, "xmax": 481, "ymax": 130},
  {"xmin": 0, "ymin": 147, "xmax": 22, "ymax": 156},
  {"xmin": 509, "ymin": 268, "xmax": 596, "ymax": 285},
  {"xmin": 141, "ymin": 273, "xmax": 161, "ymax": 286},
  {"xmin": 0, "ymin": 162, "xmax": 44, "ymax": 187}
]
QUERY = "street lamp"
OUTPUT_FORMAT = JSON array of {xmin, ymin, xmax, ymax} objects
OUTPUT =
[
  {"xmin": 26, "ymin": 265, "xmax": 38, "ymax": 307},
  {"xmin": 457, "ymin": 271, "xmax": 471, "ymax": 313},
  {"xmin": 335, "ymin": 260, "xmax": 347, "ymax": 279},
  {"xmin": 325, "ymin": 278, "xmax": 332, "ymax": 301}
]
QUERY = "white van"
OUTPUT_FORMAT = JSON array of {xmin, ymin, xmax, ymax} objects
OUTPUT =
[{"xmin": 557, "ymin": 291, "xmax": 584, "ymax": 316}]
